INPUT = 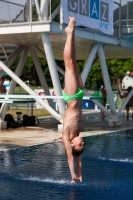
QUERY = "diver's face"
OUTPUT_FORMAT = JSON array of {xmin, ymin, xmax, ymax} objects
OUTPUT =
[{"xmin": 71, "ymin": 136, "xmax": 84, "ymax": 150}]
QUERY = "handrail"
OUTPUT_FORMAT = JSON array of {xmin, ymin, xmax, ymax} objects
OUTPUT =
[
  {"xmin": 0, "ymin": 0, "xmax": 25, "ymax": 7},
  {"xmin": 0, "ymin": 94, "xmax": 101, "ymax": 100},
  {"xmin": 114, "ymin": 19, "xmax": 133, "ymax": 26},
  {"xmin": 10, "ymin": 7, "xmax": 25, "ymax": 23}
]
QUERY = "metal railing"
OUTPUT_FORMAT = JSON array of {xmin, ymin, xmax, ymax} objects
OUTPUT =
[
  {"xmin": 114, "ymin": 1, "xmax": 133, "ymax": 26},
  {"xmin": 0, "ymin": 0, "xmax": 26, "ymax": 24},
  {"xmin": 0, "ymin": 0, "xmax": 54, "ymax": 24},
  {"xmin": 113, "ymin": 1, "xmax": 133, "ymax": 37}
]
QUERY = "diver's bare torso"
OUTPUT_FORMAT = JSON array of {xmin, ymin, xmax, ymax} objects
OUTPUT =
[{"xmin": 63, "ymin": 99, "xmax": 82, "ymax": 141}]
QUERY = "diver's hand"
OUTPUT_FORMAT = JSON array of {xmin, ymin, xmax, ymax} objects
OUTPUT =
[
  {"xmin": 71, "ymin": 175, "xmax": 80, "ymax": 184},
  {"xmin": 53, "ymin": 138, "xmax": 58, "ymax": 141},
  {"xmin": 77, "ymin": 174, "xmax": 82, "ymax": 182},
  {"xmin": 53, "ymin": 137, "xmax": 62, "ymax": 142}
]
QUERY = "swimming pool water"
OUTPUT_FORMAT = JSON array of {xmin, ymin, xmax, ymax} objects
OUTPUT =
[{"xmin": 0, "ymin": 130, "xmax": 133, "ymax": 200}]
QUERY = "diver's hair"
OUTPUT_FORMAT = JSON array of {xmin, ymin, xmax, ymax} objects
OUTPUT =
[{"xmin": 72, "ymin": 146, "xmax": 84, "ymax": 157}]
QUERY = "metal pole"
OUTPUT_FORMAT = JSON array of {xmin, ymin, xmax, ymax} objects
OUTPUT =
[
  {"xmin": 26, "ymin": 0, "xmax": 30, "ymax": 22},
  {"xmin": 1, "ymin": 47, "xmax": 29, "ymax": 119},
  {"xmin": 81, "ymin": 44, "xmax": 99, "ymax": 86},
  {"xmin": 0, "ymin": 61, "xmax": 62, "ymax": 123},
  {"xmin": 41, "ymin": 33, "xmax": 65, "ymax": 118},
  {"xmin": 31, "ymin": 101, "xmax": 33, "ymax": 116},
  {"xmin": 60, "ymin": 0, "xmax": 63, "ymax": 24},
  {"xmin": 0, "ymin": 46, "xmax": 24, "ymax": 78},
  {"xmin": 119, "ymin": 0, "xmax": 121, "ymax": 38},
  {"xmin": 0, "ymin": 43, "xmax": 8, "ymax": 61},
  {"xmin": 26, "ymin": 80, "xmax": 29, "ymax": 115},
  {"xmin": 34, "ymin": 46, "xmax": 65, "ymax": 76},
  {"xmin": 40, "ymin": 0, "xmax": 50, "ymax": 21},
  {"xmin": 35, "ymin": 0, "xmax": 65, "ymax": 118},
  {"xmin": 30, "ymin": 47, "xmax": 54, "ymax": 109},
  {"xmin": 98, "ymin": 44, "xmax": 116, "ymax": 117},
  {"xmin": 50, "ymin": 4, "xmax": 60, "ymax": 21},
  {"xmin": 34, "ymin": 0, "xmax": 43, "ymax": 21},
  {"xmin": 127, "ymin": 1, "xmax": 129, "ymax": 25},
  {"xmin": 29, "ymin": 0, "xmax": 32, "ymax": 22}
]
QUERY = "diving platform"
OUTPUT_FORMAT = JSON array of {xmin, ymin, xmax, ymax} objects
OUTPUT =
[
  {"xmin": 0, "ymin": 0, "xmax": 133, "ymax": 129},
  {"xmin": 1, "ymin": 21, "xmax": 133, "ymax": 60}
]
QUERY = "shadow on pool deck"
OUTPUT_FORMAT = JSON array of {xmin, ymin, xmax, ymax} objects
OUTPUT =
[{"xmin": 0, "ymin": 110, "xmax": 133, "ymax": 150}]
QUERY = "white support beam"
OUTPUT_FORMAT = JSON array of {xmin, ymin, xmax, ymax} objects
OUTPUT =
[
  {"xmin": 0, "ymin": 46, "xmax": 24, "ymax": 78},
  {"xmin": 50, "ymin": 4, "xmax": 60, "ymax": 21},
  {"xmin": 41, "ymin": 33, "xmax": 65, "ymax": 118},
  {"xmin": 0, "ymin": 61, "xmax": 62, "ymax": 123},
  {"xmin": 81, "ymin": 44, "xmax": 99, "ymax": 86},
  {"xmin": 40, "ymin": 0, "xmax": 50, "ymax": 21},
  {"xmin": 30, "ymin": 47, "xmax": 54, "ymax": 109},
  {"xmin": 1, "ymin": 47, "xmax": 29, "ymax": 119},
  {"xmin": 0, "ymin": 43, "xmax": 8, "ymax": 60},
  {"xmin": 0, "ymin": 21, "xmax": 133, "ymax": 51},
  {"xmin": 34, "ymin": 46, "xmax": 65, "ymax": 76},
  {"xmin": 34, "ymin": 2, "xmax": 65, "ymax": 118},
  {"xmin": 98, "ymin": 44, "xmax": 116, "ymax": 117},
  {"xmin": 34, "ymin": 0, "xmax": 43, "ymax": 21}
]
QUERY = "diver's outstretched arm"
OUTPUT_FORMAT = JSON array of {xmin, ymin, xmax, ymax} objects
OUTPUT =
[
  {"xmin": 62, "ymin": 133, "xmax": 80, "ymax": 183},
  {"xmin": 75, "ymin": 156, "xmax": 82, "ymax": 182}
]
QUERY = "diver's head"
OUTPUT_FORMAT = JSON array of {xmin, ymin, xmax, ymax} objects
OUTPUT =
[{"xmin": 71, "ymin": 136, "xmax": 84, "ymax": 157}]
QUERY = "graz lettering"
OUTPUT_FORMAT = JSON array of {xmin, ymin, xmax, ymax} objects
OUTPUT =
[{"xmin": 68, "ymin": 0, "xmax": 109, "ymax": 23}]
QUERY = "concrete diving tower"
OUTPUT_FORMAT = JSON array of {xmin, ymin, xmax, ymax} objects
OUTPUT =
[{"xmin": 0, "ymin": 0, "xmax": 133, "ymax": 129}]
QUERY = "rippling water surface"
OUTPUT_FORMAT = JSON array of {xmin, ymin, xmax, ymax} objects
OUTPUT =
[{"xmin": 0, "ymin": 130, "xmax": 133, "ymax": 200}]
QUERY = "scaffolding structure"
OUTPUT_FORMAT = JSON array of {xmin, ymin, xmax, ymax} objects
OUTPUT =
[{"xmin": 0, "ymin": 0, "xmax": 133, "ymax": 128}]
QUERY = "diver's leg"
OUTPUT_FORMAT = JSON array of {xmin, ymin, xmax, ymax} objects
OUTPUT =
[
  {"xmin": 63, "ymin": 17, "xmax": 78, "ymax": 95},
  {"xmin": 71, "ymin": 20, "xmax": 83, "ymax": 89}
]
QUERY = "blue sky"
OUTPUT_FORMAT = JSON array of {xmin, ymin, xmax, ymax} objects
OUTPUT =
[{"xmin": 8, "ymin": 0, "xmax": 27, "ymax": 5}]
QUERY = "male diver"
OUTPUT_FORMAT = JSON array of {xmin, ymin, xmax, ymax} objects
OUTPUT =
[{"xmin": 54, "ymin": 17, "xmax": 84, "ymax": 183}]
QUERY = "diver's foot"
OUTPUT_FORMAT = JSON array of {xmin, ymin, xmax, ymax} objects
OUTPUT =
[{"xmin": 65, "ymin": 17, "xmax": 76, "ymax": 33}]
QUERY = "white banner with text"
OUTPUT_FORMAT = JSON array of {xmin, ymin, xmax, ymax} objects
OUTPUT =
[{"xmin": 61, "ymin": 0, "xmax": 114, "ymax": 35}]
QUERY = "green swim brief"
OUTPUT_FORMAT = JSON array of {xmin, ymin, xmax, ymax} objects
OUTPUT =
[{"xmin": 63, "ymin": 88, "xmax": 84, "ymax": 102}]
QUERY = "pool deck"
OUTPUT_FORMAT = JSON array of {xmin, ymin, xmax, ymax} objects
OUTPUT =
[{"xmin": 0, "ymin": 110, "xmax": 132, "ymax": 150}]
